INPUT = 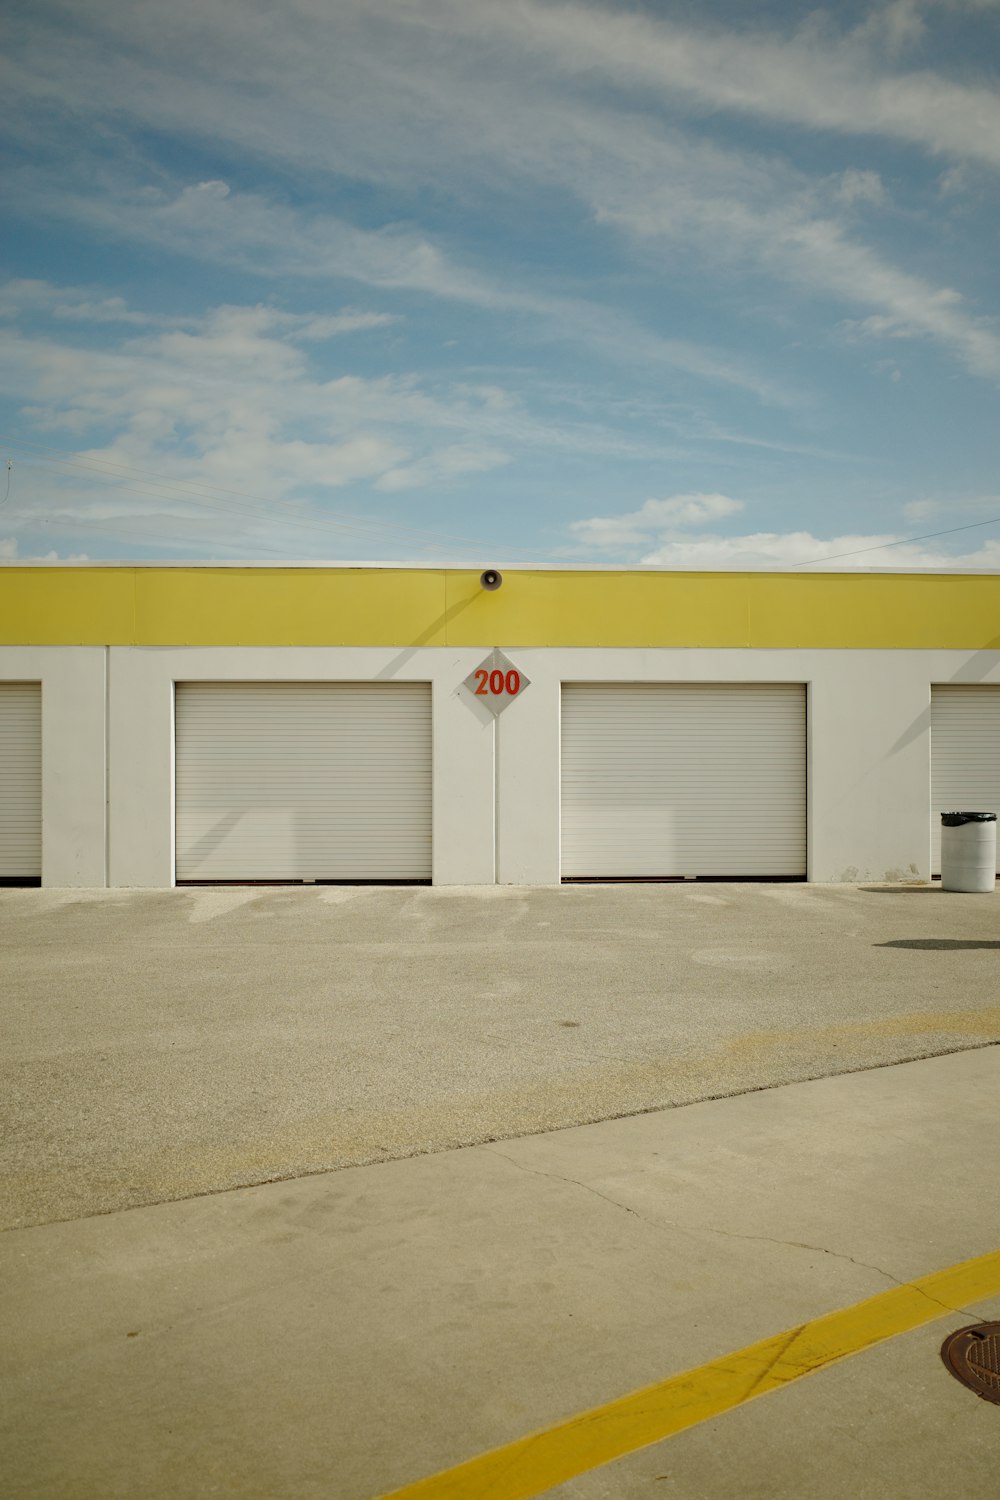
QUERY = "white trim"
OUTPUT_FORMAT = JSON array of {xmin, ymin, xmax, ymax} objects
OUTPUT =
[{"xmin": 3, "ymin": 560, "xmax": 1000, "ymax": 576}]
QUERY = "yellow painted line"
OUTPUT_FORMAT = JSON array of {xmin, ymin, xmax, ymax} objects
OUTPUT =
[{"xmin": 374, "ymin": 1248, "xmax": 1000, "ymax": 1500}]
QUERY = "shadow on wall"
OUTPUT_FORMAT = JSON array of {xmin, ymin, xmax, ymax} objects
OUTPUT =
[
  {"xmin": 876, "ymin": 939, "xmax": 1000, "ymax": 950},
  {"xmin": 375, "ymin": 593, "xmax": 477, "ymax": 680},
  {"xmin": 886, "ymin": 631, "xmax": 1000, "ymax": 760},
  {"xmin": 179, "ymin": 808, "xmax": 243, "ymax": 872}
]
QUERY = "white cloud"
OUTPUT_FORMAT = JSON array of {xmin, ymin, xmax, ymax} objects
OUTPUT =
[
  {"xmin": 9, "ymin": 0, "xmax": 997, "ymax": 393},
  {"xmin": 79, "ymin": 74, "xmax": 980, "ymax": 389},
  {"xmin": 832, "ymin": 169, "xmax": 887, "ymax": 207},
  {"xmin": 0, "ymin": 280, "xmax": 399, "ymax": 343},
  {"xmin": 571, "ymin": 493, "xmax": 745, "ymax": 549},
  {"xmin": 569, "ymin": 491, "xmax": 1000, "ymax": 570},
  {"xmin": 11, "ymin": 0, "xmax": 1000, "ymax": 174},
  {"xmin": 5, "ymin": 172, "xmax": 793, "ymax": 404},
  {"xmin": 903, "ymin": 499, "xmax": 939, "ymax": 521},
  {"xmin": 437, "ymin": 0, "xmax": 1000, "ymax": 168},
  {"xmin": 289, "ymin": 309, "xmax": 398, "ymax": 339},
  {"xmin": 0, "ymin": 284, "xmax": 722, "ymax": 557},
  {"xmin": 0, "ymin": 291, "xmax": 528, "ymax": 553},
  {"xmin": 637, "ymin": 531, "xmax": 1000, "ymax": 570},
  {"xmin": 0, "ymin": 536, "xmax": 89, "ymax": 561},
  {"xmin": 1, "ymin": 0, "xmax": 997, "ymax": 576},
  {"xmin": 902, "ymin": 493, "xmax": 1000, "ymax": 522},
  {"xmin": 849, "ymin": 0, "xmax": 928, "ymax": 56},
  {"xmin": 374, "ymin": 445, "xmax": 511, "ymax": 493},
  {"xmin": 937, "ymin": 162, "xmax": 975, "ymax": 195},
  {"xmin": 0, "ymin": 278, "xmax": 191, "ymax": 328},
  {"xmin": 21, "ymin": 2, "xmax": 996, "ymax": 390},
  {"xmin": 576, "ymin": 117, "xmax": 1000, "ymax": 381}
]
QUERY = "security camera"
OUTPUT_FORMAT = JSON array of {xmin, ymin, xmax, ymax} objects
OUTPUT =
[{"xmin": 480, "ymin": 569, "xmax": 503, "ymax": 591}]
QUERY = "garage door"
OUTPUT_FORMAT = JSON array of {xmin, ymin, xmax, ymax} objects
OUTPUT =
[
  {"xmin": 175, "ymin": 682, "xmax": 432, "ymax": 881},
  {"xmin": 561, "ymin": 683, "xmax": 806, "ymax": 878},
  {"xmin": 0, "ymin": 682, "xmax": 42, "ymax": 880},
  {"xmin": 931, "ymin": 686, "xmax": 1000, "ymax": 875}
]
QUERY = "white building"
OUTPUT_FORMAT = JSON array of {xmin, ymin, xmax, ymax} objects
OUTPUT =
[{"xmin": 2, "ymin": 563, "xmax": 1000, "ymax": 888}]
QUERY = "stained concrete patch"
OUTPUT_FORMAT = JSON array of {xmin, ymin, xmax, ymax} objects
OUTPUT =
[
  {"xmin": 2, "ymin": 882, "xmax": 1000, "ymax": 1228},
  {"xmin": 183, "ymin": 889, "xmax": 265, "ymax": 923}
]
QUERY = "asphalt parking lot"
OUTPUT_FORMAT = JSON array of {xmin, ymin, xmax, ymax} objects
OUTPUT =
[
  {"xmin": 3, "ymin": 880, "xmax": 1000, "ymax": 1228},
  {"xmin": 3, "ymin": 881, "xmax": 1000, "ymax": 1498}
]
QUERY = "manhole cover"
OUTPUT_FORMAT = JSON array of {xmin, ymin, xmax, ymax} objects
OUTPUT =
[{"xmin": 941, "ymin": 1323, "xmax": 1000, "ymax": 1404}]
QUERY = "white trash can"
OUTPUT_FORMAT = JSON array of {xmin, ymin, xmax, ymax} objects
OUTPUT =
[{"xmin": 940, "ymin": 812, "xmax": 997, "ymax": 893}]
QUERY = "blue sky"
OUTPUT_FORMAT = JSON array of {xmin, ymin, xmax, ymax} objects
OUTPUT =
[{"xmin": 1, "ymin": 0, "xmax": 999, "ymax": 568}]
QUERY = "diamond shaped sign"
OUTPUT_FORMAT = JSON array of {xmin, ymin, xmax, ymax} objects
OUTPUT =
[{"xmin": 462, "ymin": 649, "xmax": 530, "ymax": 716}]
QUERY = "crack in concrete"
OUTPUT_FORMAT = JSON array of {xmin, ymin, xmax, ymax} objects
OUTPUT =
[
  {"xmin": 483, "ymin": 1146, "xmax": 653, "ymax": 1227},
  {"xmin": 481, "ymin": 1147, "xmax": 978, "ymax": 1319},
  {"xmin": 656, "ymin": 1222, "xmax": 974, "ymax": 1319}
]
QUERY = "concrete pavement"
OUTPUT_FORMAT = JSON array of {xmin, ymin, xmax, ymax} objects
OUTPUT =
[
  {"xmin": 3, "ymin": 1045, "xmax": 999, "ymax": 1499},
  {"xmin": 2, "ymin": 881, "xmax": 1000, "ymax": 1228}
]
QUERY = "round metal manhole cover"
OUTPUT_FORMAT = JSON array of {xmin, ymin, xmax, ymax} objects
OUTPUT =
[{"xmin": 941, "ymin": 1323, "xmax": 1000, "ymax": 1404}]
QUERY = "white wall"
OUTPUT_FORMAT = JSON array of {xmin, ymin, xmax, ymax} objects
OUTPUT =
[
  {"xmin": 0, "ymin": 647, "xmax": 107, "ymax": 886},
  {"xmin": 8, "ymin": 642, "xmax": 1000, "ymax": 886}
]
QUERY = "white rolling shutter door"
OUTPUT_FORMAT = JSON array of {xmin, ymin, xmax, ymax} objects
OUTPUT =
[
  {"xmin": 175, "ymin": 683, "xmax": 432, "ymax": 881},
  {"xmin": 930, "ymin": 686, "xmax": 1000, "ymax": 875},
  {"xmin": 561, "ymin": 683, "xmax": 806, "ymax": 878},
  {"xmin": 0, "ymin": 683, "xmax": 42, "ymax": 878}
]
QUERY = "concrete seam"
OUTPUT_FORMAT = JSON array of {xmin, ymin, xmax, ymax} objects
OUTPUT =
[{"xmin": 5, "ymin": 1039, "xmax": 998, "ymax": 1236}]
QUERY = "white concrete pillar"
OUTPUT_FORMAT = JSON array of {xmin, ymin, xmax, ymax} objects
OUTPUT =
[
  {"xmin": 42, "ymin": 649, "xmax": 108, "ymax": 887},
  {"xmin": 108, "ymin": 647, "xmax": 174, "ymax": 886},
  {"xmin": 432, "ymin": 658, "xmax": 496, "ymax": 885},
  {"xmin": 495, "ymin": 657, "xmax": 560, "ymax": 885},
  {"xmin": 808, "ymin": 654, "xmax": 931, "ymax": 882}
]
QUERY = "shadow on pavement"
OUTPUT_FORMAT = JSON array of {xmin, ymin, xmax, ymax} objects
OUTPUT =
[
  {"xmin": 877, "ymin": 939, "xmax": 1000, "ymax": 950},
  {"xmin": 859, "ymin": 884, "xmax": 941, "ymax": 894}
]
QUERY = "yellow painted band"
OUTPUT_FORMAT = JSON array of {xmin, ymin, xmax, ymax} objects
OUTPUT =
[
  {"xmin": 374, "ymin": 1247, "xmax": 1000, "ymax": 1500},
  {"xmin": 4, "ymin": 567, "xmax": 1000, "ymax": 648}
]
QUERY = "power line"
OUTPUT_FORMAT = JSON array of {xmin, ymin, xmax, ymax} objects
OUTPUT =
[{"xmin": 791, "ymin": 514, "xmax": 1000, "ymax": 567}]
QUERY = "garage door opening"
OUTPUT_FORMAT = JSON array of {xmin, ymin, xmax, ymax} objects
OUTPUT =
[
  {"xmin": 931, "ymin": 685, "xmax": 1000, "ymax": 878},
  {"xmin": 0, "ymin": 682, "xmax": 41, "ymax": 885},
  {"xmin": 560, "ymin": 683, "xmax": 807, "ymax": 881},
  {"xmin": 175, "ymin": 682, "xmax": 432, "ymax": 884}
]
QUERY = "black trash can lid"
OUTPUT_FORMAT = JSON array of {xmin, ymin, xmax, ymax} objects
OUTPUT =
[{"xmin": 941, "ymin": 811, "xmax": 998, "ymax": 826}]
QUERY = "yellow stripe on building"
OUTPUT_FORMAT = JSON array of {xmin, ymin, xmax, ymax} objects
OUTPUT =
[{"xmin": 3, "ymin": 566, "xmax": 1000, "ymax": 649}]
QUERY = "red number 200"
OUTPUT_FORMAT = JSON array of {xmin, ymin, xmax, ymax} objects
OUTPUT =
[{"xmin": 474, "ymin": 668, "xmax": 520, "ymax": 696}]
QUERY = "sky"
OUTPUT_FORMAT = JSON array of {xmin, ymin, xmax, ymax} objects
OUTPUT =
[{"xmin": 1, "ymin": 0, "xmax": 999, "ymax": 569}]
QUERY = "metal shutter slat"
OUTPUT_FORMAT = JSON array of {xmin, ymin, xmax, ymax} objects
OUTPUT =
[
  {"xmin": 175, "ymin": 682, "xmax": 432, "ymax": 881},
  {"xmin": 930, "ymin": 686, "xmax": 1000, "ymax": 875},
  {"xmin": 561, "ymin": 683, "xmax": 806, "ymax": 878},
  {"xmin": 0, "ymin": 683, "xmax": 42, "ymax": 877}
]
